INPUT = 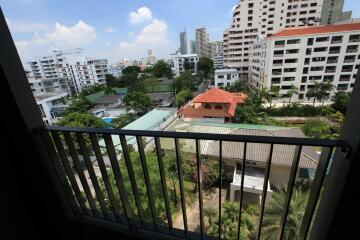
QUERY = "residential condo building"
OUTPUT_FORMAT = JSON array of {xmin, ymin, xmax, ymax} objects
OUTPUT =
[
  {"xmin": 180, "ymin": 31, "xmax": 189, "ymax": 55},
  {"xmin": 249, "ymin": 23, "xmax": 360, "ymax": 102},
  {"xmin": 223, "ymin": 0, "xmax": 351, "ymax": 77},
  {"xmin": 320, "ymin": 0, "xmax": 352, "ymax": 25},
  {"xmin": 171, "ymin": 53, "xmax": 199, "ymax": 77},
  {"xmin": 190, "ymin": 40, "xmax": 197, "ymax": 54},
  {"xmin": 27, "ymin": 48, "xmax": 108, "ymax": 94},
  {"xmin": 215, "ymin": 69, "xmax": 240, "ymax": 87},
  {"xmin": 196, "ymin": 27, "xmax": 210, "ymax": 57}
]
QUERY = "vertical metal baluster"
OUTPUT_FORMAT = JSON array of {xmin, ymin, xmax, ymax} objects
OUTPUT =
[
  {"xmin": 103, "ymin": 133, "xmax": 133, "ymax": 225},
  {"xmin": 51, "ymin": 131, "xmax": 88, "ymax": 215},
  {"xmin": 278, "ymin": 145, "xmax": 302, "ymax": 240},
  {"xmin": 89, "ymin": 133, "xmax": 123, "ymax": 223},
  {"xmin": 155, "ymin": 137, "xmax": 173, "ymax": 234},
  {"xmin": 196, "ymin": 139, "xmax": 204, "ymax": 239},
  {"xmin": 298, "ymin": 147, "xmax": 333, "ymax": 240},
  {"xmin": 237, "ymin": 142, "xmax": 247, "ymax": 240},
  {"xmin": 76, "ymin": 132, "xmax": 108, "ymax": 219},
  {"xmin": 257, "ymin": 144, "xmax": 274, "ymax": 239},
  {"xmin": 218, "ymin": 140, "xmax": 223, "ymax": 240},
  {"xmin": 40, "ymin": 131, "xmax": 79, "ymax": 215},
  {"xmin": 175, "ymin": 138, "xmax": 188, "ymax": 238},
  {"xmin": 136, "ymin": 136, "xmax": 158, "ymax": 230},
  {"xmin": 119, "ymin": 135, "xmax": 145, "ymax": 227},
  {"xmin": 63, "ymin": 132, "xmax": 98, "ymax": 216}
]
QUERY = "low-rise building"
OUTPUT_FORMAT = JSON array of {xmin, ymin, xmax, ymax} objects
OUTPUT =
[
  {"xmin": 162, "ymin": 120, "xmax": 319, "ymax": 204},
  {"xmin": 249, "ymin": 23, "xmax": 360, "ymax": 102},
  {"xmin": 214, "ymin": 69, "xmax": 240, "ymax": 87},
  {"xmin": 35, "ymin": 92, "xmax": 68, "ymax": 125},
  {"xmin": 177, "ymin": 88, "xmax": 247, "ymax": 123},
  {"xmin": 171, "ymin": 53, "xmax": 199, "ymax": 77}
]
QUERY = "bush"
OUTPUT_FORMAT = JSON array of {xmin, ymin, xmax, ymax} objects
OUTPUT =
[{"xmin": 264, "ymin": 104, "xmax": 333, "ymax": 117}]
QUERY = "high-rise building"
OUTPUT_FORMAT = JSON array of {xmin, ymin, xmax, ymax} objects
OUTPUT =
[
  {"xmin": 196, "ymin": 27, "xmax": 210, "ymax": 57},
  {"xmin": 27, "ymin": 48, "xmax": 108, "ymax": 93},
  {"xmin": 320, "ymin": 0, "xmax": 352, "ymax": 25},
  {"xmin": 223, "ymin": 0, "xmax": 351, "ymax": 77},
  {"xmin": 208, "ymin": 41, "xmax": 224, "ymax": 69},
  {"xmin": 147, "ymin": 49, "xmax": 157, "ymax": 65},
  {"xmin": 180, "ymin": 31, "xmax": 188, "ymax": 55},
  {"xmin": 248, "ymin": 23, "xmax": 360, "ymax": 102},
  {"xmin": 190, "ymin": 40, "xmax": 197, "ymax": 54}
]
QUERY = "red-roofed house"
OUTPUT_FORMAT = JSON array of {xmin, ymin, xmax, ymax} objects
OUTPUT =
[
  {"xmin": 249, "ymin": 23, "xmax": 360, "ymax": 102},
  {"xmin": 177, "ymin": 88, "xmax": 247, "ymax": 123}
]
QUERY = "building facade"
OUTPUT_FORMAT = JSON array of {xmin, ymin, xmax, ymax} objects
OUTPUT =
[
  {"xmin": 249, "ymin": 23, "xmax": 360, "ymax": 102},
  {"xmin": 190, "ymin": 40, "xmax": 197, "ymax": 54},
  {"xmin": 215, "ymin": 69, "xmax": 240, "ymax": 87},
  {"xmin": 147, "ymin": 49, "xmax": 157, "ymax": 65},
  {"xmin": 27, "ymin": 48, "xmax": 108, "ymax": 94},
  {"xmin": 180, "ymin": 31, "xmax": 189, "ymax": 55},
  {"xmin": 196, "ymin": 27, "xmax": 210, "ymax": 57},
  {"xmin": 320, "ymin": 0, "xmax": 352, "ymax": 25},
  {"xmin": 223, "ymin": 0, "xmax": 350, "ymax": 77},
  {"xmin": 208, "ymin": 41, "xmax": 224, "ymax": 69},
  {"xmin": 35, "ymin": 92, "xmax": 68, "ymax": 125},
  {"xmin": 171, "ymin": 53, "xmax": 199, "ymax": 77}
]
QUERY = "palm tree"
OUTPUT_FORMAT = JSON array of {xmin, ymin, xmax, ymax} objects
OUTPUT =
[
  {"xmin": 286, "ymin": 84, "xmax": 299, "ymax": 105},
  {"xmin": 104, "ymin": 86, "xmax": 117, "ymax": 95},
  {"xmin": 306, "ymin": 81, "xmax": 320, "ymax": 106},
  {"xmin": 269, "ymin": 86, "xmax": 280, "ymax": 108},
  {"xmin": 262, "ymin": 187, "xmax": 309, "ymax": 240},
  {"xmin": 319, "ymin": 81, "xmax": 335, "ymax": 106}
]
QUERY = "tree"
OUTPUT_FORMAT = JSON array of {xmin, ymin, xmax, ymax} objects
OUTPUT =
[
  {"xmin": 204, "ymin": 207, "xmax": 217, "ymax": 226},
  {"xmin": 287, "ymin": 84, "xmax": 299, "ymax": 104},
  {"xmin": 58, "ymin": 112, "xmax": 106, "ymax": 128},
  {"xmin": 123, "ymin": 91, "xmax": 151, "ymax": 114},
  {"xmin": 197, "ymin": 57, "xmax": 214, "ymax": 79},
  {"xmin": 105, "ymin": 74, "xmax": 119, "ymax": 88},
  {"xmin": 175, "ymin": 88, "xmax": 192, "ymax": 107},
  {"xmin": 143, "ymin": 77, "xmax": 158, "ymax": 92},
  {"xmin": 122, "ymin": 66, "xmax": 141, "ymax": 75},
  {"xmin": 172, "ymin": 71, "xmax": 194, "ymax": 92},
  {"xmin": 233, "ymin": 99, "xmax": 258, "ymax": 124},
  {"xmin": 104, "ymin": 86, "xmax": 117, "ymax": 95},
  {"xmin": 80, "ymin": 84, "xmax": 106, "ymax": 96},
  {"xmin": 319, "ymin": 81, "xmax": 335, "ymax": 106},
  {"xmin": 110, "ymin": 114, "xmax": 135, "ymax": 128},
  {"xmin": 262, "ymin": 187, "xmax": 309, "ymax": 240},
  {"xmin": 269, "ymin": 86, "xmax": 280, "ymax": 108},
  {"xmin": 331, "ymin": 91, "xmax": 350, "ymax": 114},
  {"xmin": 64, "ymin": 96, "xmax": 93, "ymax": 114},
  {"xmin": 119, "ymin": 73, "xmax": 139, "ymax": 88},
  {"xmin": 152, "ymin": 60, "xmax": 173, "ymax": 79},
  {"xmin": 227, "ymin": 80, "xmax": 248, "ymax": 93}
]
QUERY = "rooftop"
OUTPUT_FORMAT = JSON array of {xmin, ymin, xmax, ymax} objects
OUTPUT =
[
  {"xmin": 85, "ymin": 87, "xmax": 127, "ymax": 104},
  {"xmin": 215, "ymin": 69, "xmax": 239, "ymax": 73},
  {"xmin": 34, "ymin": 92, "xmax": 67, "ymax": 101},
  {"xmin": 162, "ymin": 120, "xmax": 319, "ymax": 168},
  {"xmin": 269, "ymin": 23, "xmax": 360, "ymax": 38},
  {"xmin": 94, "ymin": 95, "xmax": 122, "ymax": 104}
]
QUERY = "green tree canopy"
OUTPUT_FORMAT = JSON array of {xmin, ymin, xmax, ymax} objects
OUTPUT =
[
  {"xmin": 331, "ymin": 91, "xmax": 350, "ymax": 114},
  {"xmin": 110, "ymin": 114, "xmax": 136, "ymax": 129},
  {"xmin": 197, "ymin": 57, "xmax": 214, "ymax": 79},
  {"xmin": 286, "ymin": 84, "xmax": 299, "ymax": 104},
  {"xmin": 175, "ymin": 88, "xmax": 192, "ymax": 107},
  {"xmin": 105, "ymin": 74, "xmax": 120, "ymax": 88},
  {"xmin": 104, "ymin": 86, "xmax": 117, "ymax": 95},
  {"xmin": 58, "ymin": 112, "xmax": 106, "ymax": 128},
  {"xmin": 123, "ymin": 91, "xmax": 151, "ymax": 114},
  {"xmin": 172, "ymin": 71, "xmax": 194, "ymax": 92},
  {"xmin": 64, "ymin": 96, "xmax": 93, "ymax": 114},
  {"xmin": 233, "ymin": 99, "xmax": 258, "ymax": 124},
  {"xmin": 122, "ymin": 66, "xmax": 141, "ymax": 75},
  {"xmin": 152, "ymin": 60, "xmax": 173, "ymax": 79}
]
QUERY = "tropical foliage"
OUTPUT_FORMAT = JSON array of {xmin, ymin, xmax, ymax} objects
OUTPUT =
[
  {"xmin": 58, "ymin": 112, "xmax": 106, "ymax": 128},
  {"xmin": 123, "ymin": 91, "xmax": 151, "ymax": 114},
  {"xmin": 175, "ymin": 88, "xmax": 192, "ymax": 107}
]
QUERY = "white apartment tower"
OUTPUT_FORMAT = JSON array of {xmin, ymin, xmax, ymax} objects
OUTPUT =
[
  {"xmin": 27, "ymin": 48, "xmax": 108, "ymax": 94},
  {"xmin": 249, "ymin": 23, "xmax": 360, "ymax": 102},
  {"xmin": 223, "ymin": 0, "xmax": 350, "ymax": 77},
  {"xmin": 196, "ymin": 27, "xmax": 210, "ymax": 58},
  {"xmin": 180, "ymin": 31, "xmax": 189, "ymax": 55}
]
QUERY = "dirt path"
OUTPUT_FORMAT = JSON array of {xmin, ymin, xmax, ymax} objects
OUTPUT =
[{"xmin": 173, "ymin": 188, "xmax": 227, "ymax": 231}]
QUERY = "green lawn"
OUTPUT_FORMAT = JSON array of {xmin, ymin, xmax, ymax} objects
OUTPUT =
[{"xmin": 147, "ymin": 84, "xmax": 173, "ymax": 93}]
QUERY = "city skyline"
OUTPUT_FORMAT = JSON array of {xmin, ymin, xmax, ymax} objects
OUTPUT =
[{"xmin": 1, "ymin": 0, "xmax": 240, "ymax": 63}]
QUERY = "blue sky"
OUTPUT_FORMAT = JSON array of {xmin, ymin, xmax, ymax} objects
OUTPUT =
[{"xmin": 0, "ymin": 0, "xmax": 358, "ymax": 64}]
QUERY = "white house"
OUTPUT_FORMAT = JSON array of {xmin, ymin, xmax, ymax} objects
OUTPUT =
[
  {"xmin": 35, "ymin": 92, "xmax": 68, "ymax": 125},
  {"xmin": 214, "ymin": 69, "xmax": 240, "ymax": 87},
  {"xmin": 171, "ymin": 53, "xmax": 199, "ymax": 77}
]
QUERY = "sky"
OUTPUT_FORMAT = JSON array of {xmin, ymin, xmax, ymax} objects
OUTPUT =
[{"xmin": 0, "ymin": 0, "xmax": 358, "ymax": 64}]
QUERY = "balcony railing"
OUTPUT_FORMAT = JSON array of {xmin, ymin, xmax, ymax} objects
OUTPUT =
[{"xmin": 37, "ymin": 126, "xmax": 349, "ymax": 240}]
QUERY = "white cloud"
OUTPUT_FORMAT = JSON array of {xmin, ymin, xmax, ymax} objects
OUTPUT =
[
  {"xmin": 129, "ymin": 6, "xmax": 152, "ymax": 24},
  {"xmin": 105, "ymin": 27, "xmax": 115, "ymax": 33},
  {"xmin": 6, "ymin": 18, "xmax": 49, "ymax": 33},
  {"xmin": 13, "ymin": 20, "xmax": 96, "ymax": 62},
  {"xmin": 114, "ymin": 19, "xmax": 172, "ymax": 60}
]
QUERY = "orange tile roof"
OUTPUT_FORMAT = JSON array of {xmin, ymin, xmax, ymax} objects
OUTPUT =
[
  {"xmin": 178, "ymin": 88, "xmax": 247, "ymax": 118},
  {"xmin": 269, "ymin": 23, "xmax": 360, "ymax": 38}
]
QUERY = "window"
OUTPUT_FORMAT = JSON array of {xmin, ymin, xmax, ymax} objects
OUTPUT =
[
  {"xmin": 306, "ymin": 48, "xmax": 312, "ymax": 55},
  {"xmin": 205, "ymin": 104, "xmax": 212, "ymax": 109},
  {"xmin": 327, "ymin": 56, "xmax": 338, "ymax": 63},
  {"xmin": 310, "ymin": 66, "xmax": 324, "ymax": 71},
  {"xmin": 309, "ymin": 76, "xmax": 322, "ymax": 81},
  {"xmin": 307, "ymin": 38, "xmax": 314, "ymax": 46},
  {"xmin": 303, "ymin": 67, "xmax": 309, "ymax": 74},
  {"xmin": 312, "ymin": 57, "xmax": 326, "ymax": 62},
  {"xmin": 301, "ymin": 76, "xmax": 307, "ymax": 83},
  {"xmin": 349, "ymin": 34, "xmax": 360, "ymax": 43},
  {"xmin": 283, "ymin": 77, "xmax": 295, "ymax": 81},
  {"xmin": 337, "ymin": 83, "xmax": 349, "ymax": 90},
  {"xmin": 325, "ymin": 66, "xmax": 336, "ymax": 73},
  {"xmin": 214, "ymin": 105, "xmax": 223, "ymax": 110},
  {"xmin": 273, "ymin": 59, "xmax": 283, "ymax": 65},
  {"xmin": 284, "ymin": 68, "xmax": 297, "ymax": 72},
  {"xmin": 344, "ymin": 55, "xmax": 356, "ymax": 63},
  {"xmin": 275, "ymin": 40, "xmax": 285, "ymax": 46},
  {"xmin": 316, "ymin": 37, "xmax": 329, "ymax": 42},
  {"xmin": 304, "ymin": 58, "xmax": 310, "ymax": 65},
  {"xmin": 329, "ymin": 46, "xmax": 341, "ymax": 54},
  {"xmin": 285, "ymin": 58, "xmax": 298, "ymax": 63},
  {"xmin": 274, "ymin": 50, "xmax": 284, "ymax": 56},
  {"xmin": 287, "ymin": 39, "xmax": 300, "ymax": 44},
  {"xmin": 346, "ymin": 45, "xmax": 358, "ymax": 53},
  {"xmin": 339, "ymin": 75, "xmax": 351, "ymax": 81},
  {"xmin": 272, "ymin": 69, "xmax": 282, "ymax": 75},
  {"xmin": 342, "ymin": 65, "xmax": 354, "ymax": 72},
  {"xmin": 286, "ymin": 49, "xmax": 299, "ymax": 54},
  {"xmin": 218, "ymin": 75, "xmax": 224, "ymax": 79},
  {"xmin": 271, "ymin": 77, "xmax": 281, "ymax": 84},
  {"xmin": 314, "ymin": 47, "xmax": 327, "ymax": 52},
  {"xmin": 331, "ymin": 36, "xmax": 343, "ymax": 44},
  {"xmin": 323, "ymin": 75, "xmax": 335, "ymax": 82}
]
